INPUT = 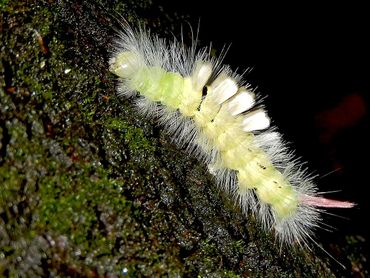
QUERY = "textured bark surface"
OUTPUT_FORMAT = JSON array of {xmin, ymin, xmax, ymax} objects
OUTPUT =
[{"xmin": 0, "ymin": 1, "xmax": 366, "ymax": 276}]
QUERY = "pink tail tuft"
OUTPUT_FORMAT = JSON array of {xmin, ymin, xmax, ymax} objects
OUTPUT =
[{"xmin": 300, "ymin": 195, "xmax": 355, "ymax": 208}]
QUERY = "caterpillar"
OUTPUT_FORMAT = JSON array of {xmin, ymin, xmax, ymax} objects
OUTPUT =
[{"xmin": 109, "ymin": 23, "xmax": 354, "ymax": 252}]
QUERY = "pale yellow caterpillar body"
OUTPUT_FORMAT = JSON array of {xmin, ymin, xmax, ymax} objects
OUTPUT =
[{"xmin": 109, "ymin": 23, "xmax": 354, "ymax": 249}]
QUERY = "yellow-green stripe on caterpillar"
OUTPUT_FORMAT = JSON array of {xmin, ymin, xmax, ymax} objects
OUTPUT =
[{"xmin": 109, "ymin": 25, "xmax": 354, "ymax": 247}]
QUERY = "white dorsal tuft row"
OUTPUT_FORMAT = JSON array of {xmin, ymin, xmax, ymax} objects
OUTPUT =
[
  {"xmin": 191, "ymin": 61, "xmax": 270, "ymax": 132},
  {"xmin": 192, "ymin": 62, "xmax": 213, "ymax": 92},
  {"xmin": 225, "ymin": 89, "xmax": 255, "ymax": 116},
  {"xmin": 209, "ymin": 74, "xmax": 239, "ymax": 104},
  {"xmin": 242, "ymin": 109, "xmax": 270, "ymax": 132}
]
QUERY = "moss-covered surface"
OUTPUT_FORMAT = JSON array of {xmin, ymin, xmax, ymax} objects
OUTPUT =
[{"xmin": 0, "ymin": 1, "xmax": 366, "ymax": 277}]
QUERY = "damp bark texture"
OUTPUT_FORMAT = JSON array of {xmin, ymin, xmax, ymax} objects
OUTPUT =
[{"xmin": 0, "ymin": 1, "xmax": 366, "ymax": 277}]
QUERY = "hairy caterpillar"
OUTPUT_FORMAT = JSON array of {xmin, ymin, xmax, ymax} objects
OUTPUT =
[{"xmin": 109, "ymin": 23, "xmax": 354, "ymax": 252}]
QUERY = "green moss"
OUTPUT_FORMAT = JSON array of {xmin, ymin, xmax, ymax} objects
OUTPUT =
[
  {"xmin": 0, "ymin": 0, "xmax": 363, "ymax": 277},
  {"xmin": 36, "ymin": 164, "xmax": 129, "ymax": 263},
  {"xmin": 0, "ymin": 0, "xmax": 10, "ymax": 11},
  {"xmin": 0, "ymin": 1, "xmax": 181, "ymax": 275},
  {"xmin": 105, "ymin": 117, "xmax": 155, "ymax": 154}
]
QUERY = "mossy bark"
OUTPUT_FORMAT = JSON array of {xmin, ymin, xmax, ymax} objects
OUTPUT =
[{"xmin": 0, "ymin": 1, "xmax": 364, "ymax": 277}]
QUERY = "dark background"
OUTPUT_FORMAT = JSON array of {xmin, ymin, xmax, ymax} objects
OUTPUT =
[
  {"xmin": 1, "ymin": 1, "xmax": 368, "ymax": 275},
  {"xmin": 156, "ymin": 0, "xmax": 370, "ymax": 260}
]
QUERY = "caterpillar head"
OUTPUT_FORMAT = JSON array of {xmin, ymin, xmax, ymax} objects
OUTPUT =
[{"xmin": 109, "ymin": 51, "xmax": 142, "ymax": 78}]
